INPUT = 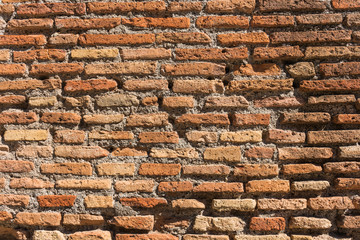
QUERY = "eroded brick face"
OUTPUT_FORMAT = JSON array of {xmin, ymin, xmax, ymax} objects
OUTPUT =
[{"xmin": 0, "ymin": 0, "xmax": 358, "ymax": 239}]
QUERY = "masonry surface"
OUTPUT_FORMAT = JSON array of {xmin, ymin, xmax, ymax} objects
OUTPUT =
[{"xmin": 0, "ymin": 0, "xmax": 360, "ymax": 239}]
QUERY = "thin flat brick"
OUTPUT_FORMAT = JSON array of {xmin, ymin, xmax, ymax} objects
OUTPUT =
[
  {"xmin": 308, "ymin": 130, "xmax": 360, "ymax": 144},
  {"xmin": 254, "ymin": 46, "xmax": 304, "ymax": 61},
  {"xmin": 259, "ymin": 0, "xmax": 326, "ymax": 12},
  {"xmin": 65, "ymin": 79, "xmax": 118, "ymax": 94},
  {"xmin": 217, "ymin": 32, "xmax": 270, "ymax": 46},
  {"xmin": 270, "ymin": 30, "xmax": 352, "ymax": 44},
  {"xmin": 79, "ymin": 34, "xmax": 155, "ymax": 46},
  {"xmin": 205, "ymin": 0, "xmax": 256, "ymax": 13}
]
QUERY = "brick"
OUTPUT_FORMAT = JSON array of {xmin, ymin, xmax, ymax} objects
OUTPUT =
[
  {"xmin": 84, "ymin": 195, "xmax": 113, "ymax": 208},
  {"xmin": 205, "ymin": 96, "xmax": 249, "ymax": 108},
  {"xmin": 116, "ymin": 234, "xmax": 178, "ymax": 240},
  {"xmin": 232, "ymin": 63, "xmax": 281, "ymax": 76},
  {"xmin": 163, "ymin": 96, "xmax": 194, "ymax": 108},
  {"xmin": 150, "ymin": 148, "xmax": 198, "ymax": 159},
  {"xmin": 0, "ymin": 64, "xmax": 26, "ymax": 76},
  {"xmin": 0, "ymin": 35, "xmax": 46, "ymax": 47},
  {"xmin": 97, "ymin": 94, "xmax": 139, "ymax": 107},
  {"xmin": 37, "ymin": 195, "xmax": 76, "ymax": 207},
  {"xmin": 49, "ymin": 34, "xmax": 78, "ymax": 46},
  {"xmin": 324, "ymin": 162, "xmax": 360, "ymax": 174},
  {"xmin": 333, "ymin": 0, "xmax": 360, "ymax": 10},
  {"xmin": 30, "ymin": 63, "xmax": 84, "ymax": 76},
  {"xmin": 0, "ymin": 211, "xmax": 12, "ymax": 222},
  {"xmin": 54, "ymin": 130, "xmax": 85, "ymax": 144},
  {"xmin": 68, "ymin": 230, "xmax": 111, "ymax": 240},
  {"xmin": 217, "ymin": 32, "xmax": 270, "ymax": 46},
  {"xmin": 282, "ymin": 164, "xmax": 322, "ymax": 175},
  {"xmin": 259, "ymin": 0, "xmax": 326, "ymax": 12},
  {"xmin": 41, "ymin": 163, "xmax": 92, "ymax": 176},
  {"xmin": 56, "ymin": 18, "xmax": 121, "ymax": 30},
  {"xmin": 156, "ymin": 32, "xmax": 211, "ymax": 44},
  {"xmin": 71, "ymin": 48, "xmax": 119, "ymax": 59},
  {"xmin": 7, "ymin": 18, "xmax": 53, "ymax": 31},
  {"xmin": 249, "ymin": 217, "xmax": 286, "ymax": 231},
  {"xmin": 84, "ymin": 114, "xmax": 124, "ymax": 124},
  {"xmin": 173, "ymin": 80, "xmax": 224, "ymax": 94},
  {"xmin": 229, "ymin": 79, "xmax": 290, "ymax": 92},
  {"xmin": 119, "ymin": 198, "xmax": 167, "ymax": 208},
  {"xmin": 347, "ymin": 13, "xmax": 360, "ymax": 26},
  {"xmin": 254, "ymin": 46, "xmax": 304, "ymax": 61},
  {"xmin": 4, "ymin": 129, "xmax": 48, "ymax": 141},
  {"xmin": 17, "ymin": 3, "xmax": 84, "ymax": 16},
  {"xmin": 289, "ymin": 217, "xmax": 331, "ymax": 230},
  {"xmin": 300, "ymin": 79, "xmax": 360, "ymax": 92},
  {"xmin": 339, "ymin": 146, "xmax": 360, "ymax": 159},
  {"xmin": 204, "ymin": 146, "xmax": 241, "ymax": 162},
  {"xmin": 172, "ymin": 199, "xmax": 205, "ymax": 209},
  {"xmin": 115, "ymin": 180, "xmax": 155, "ymax": 193},
  {"xmin": 122, "ymin": 48, "xmax": 170, "ymax": 60},
  {"xmin": 297, "ymin": 14, "xmax": 343, "ymax": 25},
  {"xmin": 309, "ymin": 197, "xmax": 354, "ymax": 210},
  {"xmin": 158, "ymin": 181, "xmax": 193, "ymax": 192},
  {"xmin": 232, "ymin": 114, "xmax": 270, "ymax": 126},
  {"xmin": 0, "ymin": 50, "xmax": 9, "ymax": 61},
  {"xmin": 308, "ymin": 130, "xmax": 360, "ymax": 144},
  {"xmin": 33, "ymin": 230, "xmax": 65, "ymax": 240},
  {"xmin": 176, "ymin": 47, "xmax": 248, "ymax": 61},
  {"xmin": 0, "ymin": 194, "xmax": 29, "ymax": 207},
  {"xmin": 86, "ymin": 62, "xmax": 156, "ymax": 76},
  {"xmin": 57, "ymin": 179, "xmax": 111, "ymax": 190},
  {"xmin": 338, "ymin": 216, "xmax": 360, "ymax": 229},
  {"xmin": 212, "ymin": 199, "xmax": 256, "ymax": 212},
  {"xmin": 254, "ymin": 96, "xmax": 304, "ymax": 108},
  {"xmin": 184, "ymin": 235, "xmax": 229, "ymax": 240},
  {"xmin": 281, "ymin": 112, "xmax": 330, "ymax": 124},
  {"xmin": 186, "ymin": 131, "xmax": 218, "ymax": 143},
  {"xmin": 335, "ymin": 178, "xmax": 360, "ymax": 190},
  {"xmin": 196, "ymin": 16, "xmax": 249, "ymax": 29},
  {"xmin": 127, "ymin": 113, "xmax": 168, "ymax": 127},
  {"xmin": 63, "ymin": 214, "xmax": 104, "ymax": 226},
  {"xmin": 123, "ymin": 17, "xmax": 190, "ymax": 29},
  {"xmin": 97, "ymin": 163, "xmax": 135, "ymax": 176},
  {"xmin": 89, "ymin": 131, "xmax": 133, "ymax": 140},
  {"xmin": 305, "ymin": 46, "xmax": 353, "ymax": 59},
  {"xmin": 112, "ymin": 148, "xmax": 147, "ymax": 157},
  {"xmin": 333, "ymin": 114, "xmax": 360, "ymax": 124},
  {"xmin": 309, "ymin": 95, "xmax": 356, "ymax": 104},
  {"xmin": 265, "ymin": 129, "xmax": 305, "ymax": 144},
  {"xmin": 0, "ymin": 95, "xmax": 26, "ymax": 106},
  {"xmin": 205, "ymin": 0, "xmax": 256, "ymax": 13},
  {"xmin": 279, "ymin": 147, "xmax": 333, "ymax": 160},
  {"xmin": 55, "ymin": 146, "xmax": 108, "ymax": 159},
  {"xmin": 16, "ymin": 145, "xmax": 53, "ymax": 158},
  {"xmin": 183, "ymin": 165, "xmax": 230, "ymax": 176},
  {"xmin": 41, "ymin": 112, "xmax": 81, "ymax": 124},
  {"xmin": 246, "ymin": 180, "xmax": 290, "ymax": 193},
  {"xmin": 139, "ymin": 132, "xmax": 179, "ymax": 144},
  {"xmin": 271, "ymin": 30, "xmax": 352, "ymax": 44},
  {"xmin": 13, "ymin": 49, "xmax": 65, "ymax": 62},
  {"xmin": 15, "ymin": 212, "xmax": 61, "ymax": 226},
  {"xmin": 245, "ymin": 147, "xmax": 274, "ymax": 159},
  {"xmin": 0, "ymin": 112, "xmax": 37, "ymax": 125},
  {"xmin": 10, "ymin": 178, "xmax": 54, "ymax": 189},
  {"xmin": 235, "ymin": 235, "xmax": 290, "ymax": 240},
  {"xmin": 139, "ymin": 163, "xmax": 181, "ymax": 176},
  {"xmin": 88, "ymin": 1, "xmax": 166, "ymax": 14},
  {"xmin": 79, "ymin": 34, "xmax": 155, "ymax": 46},
  {"xmin": 109, "ymin": 216, "xmax": 154, "ymax": 230},
  {"xmin": 168, "ymin": 2, "xmax": 203, "ymax": 13},
  {"xmin": 176, "ymin": 114, "xmax": 230, "ymax": 126},
  {"xmin": 0, "ymin": 5, "xmax": 14, "ymax": 15},
  {"xmin": 0, "ymin": 227, "xmax": 27, "ymax": 240},
  {"xmin": 251, "ymin": 15, "xmax": 295, "ymax": 27},
  {"xmin": 257, "ymin": 199, "xmax": 307, "ymax": 211},
  {"xmin": 292, "ymin": 181, "xmax": 330, "ymax": 192},
  {"xmin": 123, "ymin": 79, "xmax": 168, "ymax": 91},
  {"xmin": 29, "ymin": 96, "xmax": 57, "ymax": 107},
  {"xmin": 193, "ymin": 216, "xmax": 245, "ymax": 232},
  {"xmin": 194, "ymin": 182, "xmax": 244, "ymax": 193},
  {"xmin": 320, "ymin": 62, "xmax": 360, "ymax": 77},
  {"xmin": 161, "ymin": 62, "xmax": 225, "ymax": 77},
  {"xmin": 234, "ymin": 164, "xmax": 278, "ymax": 178},
  {"xmin": 142, "ymin": 97, "xmax": 157, "ymax": 106},
  {"xmin": 65, "ymin": 79, "xmax": 117, "ymax": 94},
  {"xmin": 220, "ymin": 131, "xmax": 262, "ymax": 143}
]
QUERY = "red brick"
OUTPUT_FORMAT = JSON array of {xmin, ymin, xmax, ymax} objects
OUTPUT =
[
  {"xmin": 281, "ymin": 112, "xmax": 331, "ymax": 124},
  {"xmin": 0, "ymin": 112, "xmax": 37, "ymax": 125},
  {"xmin": 173, "ymin": 80, "xmax": 224, "ymax": 94},
  {"xmin": 7, "ymin": 18, "xmax": 53, "ymax": 31},
  {"xmin": 9, "ymin": 178, "xmax": 54, "ymax": 189},
  {"xmin": 320, "ymin": 62, "xmax": 360, "ymax": 77},
  {"xmin": 139, "ymin": 163, "xmax": 181, "ymax": 176},
  {"xmin": 41, "ymin": 112, "xmax": 81, "ymax": 124},
  {"xmin": 234, "ymin": 164, "xmax": 278, "ymax": 178},
  {"xmin": 333, "ymin": 114, "xmax": 360, "ymax": 124},
  {"xmin": 232, "ymin": 114, "xmax": 270, "ymax": 126},
  {"xmin": 119, "ymin": 198, "xmax": 167, "ymax": 208},
  {"xmin": 49, "ymin": 34, "xmax": 78, "ymax": 46},
  {"xmin": 232, "ymin": 64, "xmax": 281, "ymax": 76},
  {"xmin": 13, "ymin": 49, "xmax": 65, "ymax": 62},
  {"xmin": 265, "ymin": 129, "xmax": 306, "ymax": 144},
  {"xmin": 0, "ymin": 5, "xmax": 14, "ymax": 15},
  {"xmin": 175, "ymin": 48, "xmax": 248, "ymax": 61},
  {"xmin": 307, "ymin": 130, "xmax": 360, "ymax": 144},
  {"xmin": 205, "ymin": 96, "xmax": 249, "ymax": 108},
  {"xmin": 30, "ymin": 63, "xmax": 83, "ymax": 76},
  {"xmin": 139, "ymin": 132, "xmax": 179, "ymax": 144},
  {"xmin": 279, "ymin": 147, "xmax": 333, "ymax": 160},
  {"xmin": 0, "ymin": 95, "xmax": 26, "ymax": 106},
  {"xmin": 259, "ymin": 0, "xmax": 326, "ymax": 12},
  {"xmin": 333, "ymin": 0, "xmax": 360, "ymax": 10},
  {"xmin": 68, "ymin": 230, "xmax": 111, "ymax": 240},
  {"xmin": 123, "ymin": 17, "xmax": 190, "ymax": 29},
  {"xmin": 64, "ymin": 79, "xmax": 117, "ymax": 93},
  {"xmin": 176, "ymin": 113, "xmax": 230, "ymax": 125},
  {"xmin": 0, "ymin": 211, "xmax": 12, "ymax": 222},
  {"xmin": 126, "ymin": 113, "xmax": 168, "ymax": 127},
  {"xmin": 63, "ymin": 214, "xmax": 104, "ymax": 226},
  {"xmin": 254, "ymin": 96, "xmax": 305, "ymax": 108},
  {"xmin": 161, "ymin": 62, "xmax": 225, "ymax": 77},
  {"xmin": 246, "ymin": 180, "xmax": 290, "ymax": 193},
  {"xmin": 251, "ymin": 15, "xmax": 295, "ymax": 27},
  {"xmin": 194, "ymin": 182, "xmax": 244, "ymax": 193},
  {"xmin": 163, "ymin": 96, "xmax": 194, "ymax": 108},
  {"xmin": 17, "ymin": 3, "xmax": 86, "ymax": 17},
  {"xmin": 109, "ymin": 216, "xmax": 154, "ymax": 230},
  {"xmin": 196, "ymin": 16, "xmax": 249, "ymax": 29},
  {"xmin": 41, "ymin": 162, "xmax": 92, "ymax": 176},
  {"xmin": 245, "ymin": 147, "xmax": 274, "ymax": 159},
  {"xmin": 158, "ymin": 181, "xmax": 193, "ymax": 192},
  {"xmin": 37, "ymin": 195, "xmax": 76, "ymax": 207},
  {"xmin": 296, "ymin": 14, "xmax": 343, "ymax": 25},
  {"xmin": 55, "ymin": 18, "xmax": 121, "ymax": 30},
  {"xmin": 253, "ymin": 46, "xmax": 304, "ymax": 61},
  {"xmin": 168, "ymin": 2, "xmax": 203, "ymax": 13},
  {"xmin": 300, "ymin": 79, "xmax": 360, "ymax": 92},
  {"xmin": 156, "ymin": 32, "xmax": 211, "ymax": 44},
  {"xmin": 15, "ymin": 212, "xmax": 61, "ymax": 226},
  {"xmin": 142, "ymin": 96, "xmax": 158, "ymax": 106},
  {"xmin": 116, "ymin": 234, "xmax": 178, "ymax": 240},
  {"xmin": 0, "ymin": 64, "xmax": 26, "ymax": 76},
  {"xmin": 0, "ymin": 35, "xmax": 46, "ymax": 47},
  {"xmin": 0, "ymin": 160, "xmax": 34, "ymax": 173},
  {"xmin": 205, "ymin": 0, "xmax": 256, "ymax": 13},
  {"xmin": 336, "ymin": 178, "xmax": 360, "ymax": 190},
  {"xmin": 54, "ymin": 130, "xmax": 86, "ymax": 144},
  {"xmin": 88, "ymin": 1, "xmax": 166, "ymax": 14},
  {"xmin": 282, "ymin": 164, "xmax": 322, "ymax": 175},
  {"xmin": 249, "ymin": 217, "xmax": 286, "ymax": 231},
  {"xmin": 0, "ymin": 194, "xmax": 30, "ymax": 207},
  {"xmin": 112, "ymin": 148, "xmax": 147, "ymax": 157},
  {"xmin": 324, "ymin": 162, "xmax": 360, "ymax": 174},
  {"xmin": 122, "ymin": 48, "xmax": 171, "ymax": 60},
  {"xmin": 270, "ymin": 30, "xmax": 352, "ymax": 44},
  {"xmin": 79, "ymin": 34, "xmax": 155, "ymax": 46},
  {"xmin": 217, "ymin": 32, "xmax": 270, "ymax": 46}
]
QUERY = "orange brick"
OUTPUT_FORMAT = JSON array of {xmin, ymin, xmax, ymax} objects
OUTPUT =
[
  {"xmin": 176, "ymin": 113, "xmax": 230, "ymax": 125},
  {"xmin": 41, "ymin": 112, "xmax": 81, "ymax": 124},
  {"xmin": 249, "ymin": 217, "xmax": 286, "ymax": 231},
  {"xmin": 139, "ymin": 163, "xmax": 181, "ymax": 176},
  {"xmin": 0, "ymin": 194, "xmax": 30, "ymax": 207},
  {"xmin": 217, "ymin": 32, "xmax": 269, "ymax": 46},
  {"xmin": 13, "ymin": 49, "xmax": 66, "ymax": 62},
  {"xmin": 254, "ymin": 46, "xmax": 304, "ymax": 61},
  {"xmin": 175, "ymin": 48, "xmax": 248, "ymax": 61},
  {"xmin": 246, "ymin": 180, "xmax": 290, "ymax": 193},
  {"xmin": 0, "ymin": 160, "xmax": 34, "ymax": 173},
  {"xmin": 232, "ymin": 114, "xmax": 270, "ymax": 126},
  {"xmin": 41, "ymin": 162, "xmax": 92, "ymax": 176},
  {"xmin": 17, "ymin": 3, "xmax": 86, "ymax": 17},
  {"xmin": 193, "ymin": 182, "xmax": 244, "ymax": 193},
  {"xmin": 0, "ymin": 112, "xmax": 37, "ymax": 125},
  {"xmin": 37, "ymin": 195, "xmax": 76, "ymax": 207},
  {"xmin": 7, "ymin": 18, "xmax": 53, "ymax": 31},
  {"xmin": 10, "ymin": 178, "xmax": 53, "ymax": 189},
  {"xmin": 123, "ymin": 17, "xmax": 190, "ymax": 29},
  {"xmin": 168, "ymin": 2, "xmax": 203, "ymax": 13},
  {"xmin": 196, "ymin": 16, "xmax": 249, "ymax": 29},
  {"xmin": 205, "ymin": 0, "xmax": 256, "ymax": 13},
  {"xmin": 282, "ymin": 164, "xmax": 322, "ymax": 175},
  {"xmin": 55, "ymin": 146, "xmax": 109, "ymax": 159},
  {"xmin": 109, "ymin": 216, "xmax": 154, "ymax": 230},
  {"xmin": 234, "ymin": 164, "xmax": 278, "ymax": 178},
  {"xmin": 161, "ymin": 62, "xmax": 225, "ymax": 77},
  {"xmin": 183, "ymin": 165, "xmax": 230, "ymax": 176},
  {"xmin": 162, "ymin": 96, "xmax": 194, "ymax": 108},
  {"xmin": 79, "ymin": 34, "xmax": 155, "ymax": 46},
  {"xmin": 55, "ymin": 18, "xmax": 121, "ymax": 30},
  {"xmin": 30, "ymin": 63, "xmax": 83, "ymax": 76},
  {"xmin": 251, "ymin": 15, "xmax": 295, "ymax": 27},
  {"xmin": 265, "ymin": 129, "xmax": 306, "ymax": 144},
  {"xmin": 260, "ymin": 0, "xmax": 326, "ymax": 12},
  {"xmin": 115, "ymin": 180, "xmax": 155, "ymax": 193},
  {"xmin": 0, "ymin": 95, "xmax": 26, "ymax": 106},
  {"xmin": 173, "ymin": 80, "xmax": 224, "ymax": 94},
  {"xmin": 126, "ymin": 113, "xmax": 168, "ymax": 127},
  {"xmin": 88, "ymin": 1, "xmax": 166, "ymax": 14},
  {"xmin": 122, "ymin": 48, "xmax": 171, "ymax": 60},
  {"xmin": 53, "ymin": 130, "xmax": 85, "ymax": 144},
  {"xmin": 333, "ymin": 0, "xmax": 360, "ymax": 10},
  {"xmin": 139, "ymin": 132, "xmax": 179, "ymax": 144},
  {"xmin": 0, "ymin": 64, "xmax": 26, "ymax": 76},
  {"xmin": 0, "ymin": 35, "xmax": 46, "ymax": 47},
  {"xmin": 119, "ymin": 198, "xmax": 167, "ymax": 208},
  {"xmin": 64, "ymin": 79, "xmax": 117, "ymax": 93},
  {"xmin": 245, "ymin": 147, "xmax": 274, "ymax": 159},
  {"xmin": 156, "ymin": 32, "xmax": 211, "ymax": 44},
  {"xmin": 271, "ymin": 30, "xmax": 352, "ymax": 44},
  {"xmin": 158, "ymin": 181, "xmax": 193, "ymax": 192}
]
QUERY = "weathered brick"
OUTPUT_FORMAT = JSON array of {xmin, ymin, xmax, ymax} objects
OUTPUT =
[
  {"xmin": 336, "ymin": 178, "xmax": 360, "ymax": 190},
  {"xmin": 228, "ymin": 79, "xmax": 292, "ymax": 92},
  {"xmin": 234, "ymin": 164, "xmax": 278, "ymax": 178},
  {"xmin": 324, "ymin": 161, "xmax": 360, "ymax": 174},
  {"xmin": 150, "ymin": 148, "xmax": 198, "ymax": 159},
  {"xmin": 16, "ymin": 145, "xmax": 53, "ymax": 158},
  {"xmin": 8, "ymin": 18, "xmax": 53, "ymax": 31},
  {"xmin": 54, "ymin": 130, "xmax": 85, "ymax": 144},
  {"xmin": 123, "ymin": 79, "xmax": 168, "ymax": 92},
  {"xmin": 289, "ymin": 217, "xmax": 331, "ymax": 230},
  {"xmin": 249, "ymin": 217, "xmax": 286, "ymax": 231},
  {"xmin": 122, "ymin": 48, "xmax": 170, "ymax": 60},
  {"xmin": 68, "ymin": 230, "xmax": 111, "ymax": 240},
  {"xmin": 56, "ymin": 179, "xmax": 111, "ymax": 190},
  {"xmin": 162, "ymin": 62, "xmax": 225, "ymax": 77},
  {"xmin": 139, "ymin": 163, "xmax": 181, "ymax": 176},
  {"xmin": 205, "ymin": 0, "xmax": 256, "ymax": 13},
  {"xmin": 96, "ymin": 163, "xmax": 135, "ymax": 176},
  {"xmin": 109, "ymin": 216, "xmax": 154, "ymax": 230},
  {"xmin": 30, "ymin": 63, "xmax": 83, "ymax": 76},
  {"xmin": 309, "ymin": 95, "xmax": 356, "ymax": 105},
  {"xmin": 281, "ymin": 112, "xmax": 330, "ymax": 124},
  {"xmin": 232, "ymin": 114, "xmax": 270, "ymax": 126},
  {"xmin": 116, "ymin": 234, "xmax": 178, "ymax": 240},
  {"xmin": 64, "ymin": 96, "xmax": 91, "ymax": 108},
  {"xmin": 0, "ymin": 226, "xmax": 27, "ymax": 240},
  {"xmin": 123, "ymin": 17, "xmax": 190, "ymax": 29},
  {"xmin": 56, "ymin": 18, "xmax": 121, "ymax": 30},
  {"xmin": 41, "ymin": 112, "xmax": 81, "ymax": 124},
  {"xmin": 320, "ymin": 62, "xmax": 360, "ymax": 77},
  {"xmin": 33, "ymin": 230, "xmax": 65, "ymax": 240},
  {"xmin": 271, "ymin": 30, "xmax": 352, "ymax": 44},
  {"xmin": 37, "ymin": 195, "xmax": 76, "ymax": 207},
  {"xmin": 97, "ymin": 94, "xmax": 139, "ymax": 107},
  {"xmin": 0, "ymin": 5, "xmax": 14, "ymax": 15},
  {"xmin": 112, "ymin": 148, "xmax": 147, "ymax": 157},
  {"xmin": 86, "ymin": 62, "xmax": 156, "ymax": 76},
  {"xmin": 292, "ymin": 181, "xmax": 330, "ymax": 192},
  {"xmin": 63, "ymin": 214, "xmax": 104, "ymax": 226},
  {"xmin": 309, "ymin": 197, "xmax": 355, "ymax": 210},
  {"xmin": 297, "ymin": 14, "xmax": 343, "ymax": 25},
  {"xmin": 17, "ymin": 3, "xmax": 86, "ymax": 17},
  {"xmin": 176, "ymin": 113, "xmax": 230, "ymax": 126},
  {"xmin": 0, "ymin": 35, "xmax": 46, "ymax": 47},
  {"xmin": 156, "ymin": 32, "xmax": 211, "ymax": 44},
  {"xmin": 245, "ymin": 147, "xmax": 274, "ymax": 159},
  {"xmin": 0, "ymin": 211, "xmax": 12, "ymax": 222},
  {"xmin": 259, "ymin": 0, "xmax": 326, "ymax": 12},
  {"xmin": 287, "ymin": 62, "xmax": 316, "ymax": 79},
  {"xmin": 15, "ymin": 212, "xmax": 61, "ymax": 226},
  {"xmin": 254, "ymin": 96, "xmax": 304, "ymax": 108},
  {"xmin": 139, "ymin": 132, "xmax": 179, "ymax": 144},
  {"xmin": 0, "ymin": 194, "xmax": 30, "ymax": 207},
  {"xmin": 265, "ymin": 129, "xmax": 305, "ymax": 144},
  {"xmin": 173, "ymin": 80, "xmax": 224, "ymax": 94},
  {"xmin": 0, "ymin": 112, "xmax": 37, "ymax": 125},
  {"xmin": 339, "ymin": 146, "xmax": 360, "ymax": 159},
  {"xmin": 79, "ymin": 34, "xmax": 155, "ymax": 46},
  {"xmin": 168, "ymin": 2, "xmax": 203, "ymax": 13},
  {"xmin": 29, "ymin": 96, "xmax": 57, "ymax": 107},
  {"xmin": 194, "ymin": 182, "xmax": 244, "ymax": 193},
  {"xmin": 88, "ymin": 1, "xmax": 166, "ymax": 14},
  {"xmin": 251, "ymin": 15, "xmax": 295, "ymax": 27},
  {"xmin": 279, "ymin": 147, "xmax": 333, "ymax": 160},
  {"xmin": 172, "ymin": 199, "xmax": 205, "ymax": 210},
  {"xmin": 217, "ymin": 32, "xmax": 270, "ymax": 46},
  {"xmin": 84, "ymin": 195, "xmax": 113, "ymax": 208},
  {"xmin": 10, "ymin": 178, "xmax": 54, "ymax": 189},
  {"xmin": 41, "ymin": 162, "xmax": 92, "ymax": 176},
  {"xmin": 175, "ymin": 48, "xmax": 248, "ymax": 61},
  {"xmin": 196, "ymin": 16, "xmax": 249, "ymax": 29},
  {"xmin": 142, "ymin": 97, "xmax": 156, "ymax": 106},
  {"xmin": 4, "ymin": 129, "xmax": 48, "ymax": 141},
  {"xmin": 183, "ymin": 165, "xmax": 230, "ymax": 176},
  {"xmin": 232, "ymin": 63, "xmax": 281, "ymax": 76},
  {"xmin": 333, "ymin": 0, "xmax": 360, "ymax": 10},
  {"xmin": 235, "ymin": 235, "xmax": 290, "ymax": 240},
  {"xmin": 204, "ymin": 146, "xmax": 241, "ymax": 162},
  {"xmin": 65, "ymin": 79, "xmax": 117, "ymax": 94},
  {"xmin": 89, "ymin": 131, "xmax": 133, "ymax": 140},
  {"xmin": 158, "ymin": 181, "xmax": 193, "ymax": 192},
  {"xmin": 282, "ymin": 164, "xmax": 322, "ymax": 175},
  {"xmin": 115, "ymin": 180, "xmax": 155, "ymax": 193},
  {"xmin": 308, "ymin": 130, "xmax": 360, "ymax": 144},
  {"xmin": 212, "ymin": 199, "xmax": 256, "ymax": 212},
  {"xmin": 220, "ymin": 131, "xmax": 262, "ymax": 143},
  {"xmin": 205, "ymin": 96, "xmax": 249, "ymax": 108},
  {"xmin": 84, "ymin": 114, "xmax": 124, "ymax": 124},
  {"xmin": 246, "ymin": 180, "xmax": 290, "ymax": 193},
  {"xmin": 162, "ymin": 96, "xmax": 194, "ymax": 108},
  {"xmin": 49, "ymin": 34, "xmax": 78, "ymax": 46},
  {"xmin": 254, "ymin": 46, "xmax": 304, "ymax": 61},
  {"xmin": 127, "ymin": 113, "xmax": 168, "ymax": 127},
  {"xmin": 258, "ymin": 199, "xmax": 307, "ymax": 210},
  {"xmin": 0, "ymin": 64, "xmax": 26, "ymax": 76},
  {"xmin": 338, "ymin": 216, "xmax": 360, "ymax": 229},
  {"xmin": 305, "ymin": 46, "xmax": 353, "ymax": 59},
  {"xmin": 14, "ymin": 49, "xmax": 65, "ymax": 62},
  {"xmin": 71, "ymin": 48, "xmax": 119, "ymax": 60},
  {"xmin": 333, "ymin": 114, "xmax": 360, "ymax": 124},
  {"xmin": 55, "ymin": 146, "xmax": 109, "ymax": 159},
  {"xmin": 0, "ymin": 95, "xmax": 26, "ymax": 106},
  {"xmin": 119, "ymin": 198, "xmax": 167, "ymax": 208},
  {"xmin": 193, "ymin": 216, "xmax": 245, "ymax": 232}
]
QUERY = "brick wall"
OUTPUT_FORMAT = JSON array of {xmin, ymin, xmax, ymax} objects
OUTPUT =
[{"xmin": 0, "ymin": 0, "xmax": 359, "ymax": 239}]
